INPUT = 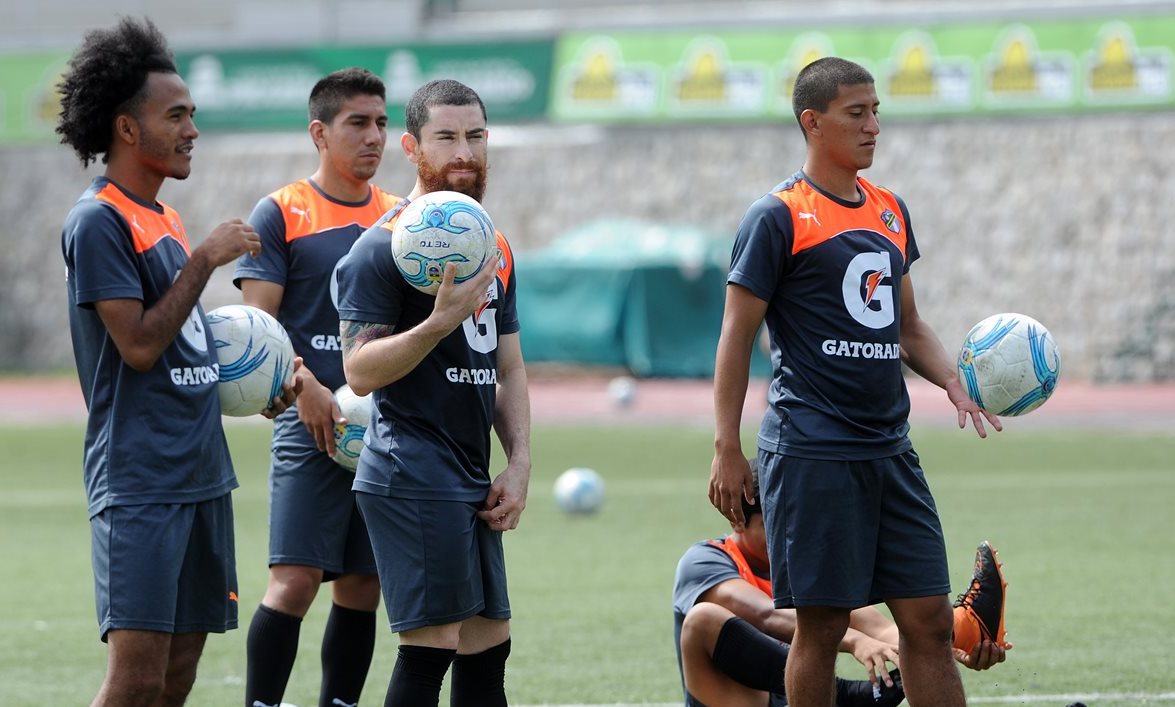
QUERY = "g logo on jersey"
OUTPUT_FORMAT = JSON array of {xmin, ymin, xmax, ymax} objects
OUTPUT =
[
  {"xmin": 173, "ymin": 270, "xmax": 210, "ymax": 352},
  {"xmin": 330, "ymin": 258, "xmax": 343, "ymax": 312},
  {"xmin": 841, "ymin": 251, "xmax": 894, "ymax": 329}
]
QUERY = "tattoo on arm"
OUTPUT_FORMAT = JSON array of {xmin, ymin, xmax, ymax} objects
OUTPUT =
[{"xmin": 340, "ymin": 320, "xmax": 394, "ymax": 358}]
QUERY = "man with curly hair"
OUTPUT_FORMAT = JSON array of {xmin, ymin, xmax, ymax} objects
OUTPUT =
[{"xmin": 57, "ymin": 17, "xmax": 292, "ymax": 706}]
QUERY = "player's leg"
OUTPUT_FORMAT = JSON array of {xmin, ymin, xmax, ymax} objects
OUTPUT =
[
  {"xmin": 157, "ymin": 632, "xmax": 208, "ymax": 707},
  {"xmin": 246, "ymin": 564, "xmax": 321, "ymax": 705},
  {"xmin": 888, "ymin": 596, "xmax": 961, "ymax": 706},
  {"xmin": 787, "ymin": 606, "xmax": 852, "ymax": 707},
  {"xmin": 321, "ymin": 571, "xmax": 380, "ymax": 707},
  {"xmin": 452, "ymin": 616, "xmax": 511, "ymax": 707},
  {"xmin": 680, "ymin": 602, "xmax": 777, "ymax": 707},
  {"xmin": 759, "ymin": 452, "xmax": 870, "ymax": 707},
  {"xmin": 247, "ymin": 447, "xmax": 356, "ymax": 706},
  {"xmin": 91, "ymin": 501, "xmax": 226, "ymax": 706},
  {"xmin": 450, "ymin": 508, "xmax": 513, "ymax": 707},
  {"xmin": 318, "ymin": 479, "xmax": 381, "ymax": 707},
  {"xmin": 357, "ymin": 495, "xmax": 498, "ymax": 707},
  {"xmin": 172, "ymin": 493, "xmax": 238, "ymax": 702},
  {"xmin": 875, "ymin": 449, "xmax": 963, "ymax": 707},
  {"xmin": 93, "ymin": 630, "xmax": 172, "ymax": 706}
]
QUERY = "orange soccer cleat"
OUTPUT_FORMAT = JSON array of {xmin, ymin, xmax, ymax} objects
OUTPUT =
[{"xmin": 952, "ymin": 541, "xmax": 1008, "ymax": 652}]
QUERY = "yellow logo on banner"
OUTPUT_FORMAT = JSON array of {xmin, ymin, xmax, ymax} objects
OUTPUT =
[{"xmin": 572, "ymin": 51, "xmax": 618, "ymax": 101}]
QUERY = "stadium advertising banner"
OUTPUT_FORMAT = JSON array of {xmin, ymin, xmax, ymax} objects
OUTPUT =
[
  {"xmin": 551, "ymin": 15, "xmax": 1175, "ymax": 121},
  {"xmin": 171, "ymin": 40, "xmax": 553, "ymax": 131},
  {"xmin": 0, "ymin": 51, "xmax": 70, "ymax": 144}
]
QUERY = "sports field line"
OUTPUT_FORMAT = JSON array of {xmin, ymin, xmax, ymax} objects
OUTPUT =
[{"xmin": 514, "ymin": 695, "xmax": 1175, "ymax": 707}]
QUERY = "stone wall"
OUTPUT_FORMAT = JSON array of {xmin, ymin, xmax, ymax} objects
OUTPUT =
[{"xmin": 3, "ymin": 112, "xmax": 1173, "ymax": 380}]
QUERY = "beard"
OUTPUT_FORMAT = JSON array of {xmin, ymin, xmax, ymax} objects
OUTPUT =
[{"xmin": 417, "ymin": 155, "xmax": 488, "ymax": 203}]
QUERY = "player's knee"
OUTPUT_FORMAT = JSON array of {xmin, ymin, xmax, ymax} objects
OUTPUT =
[
  {"xmin": 333, "ymin": 572, "xmax": 381, "ymax": 610},
  {"xmin": 161, "ymin": 668, "xmax": 198, "ymax": 705},
  {"xmin": 106, "ymin": 671, "xmax": 166, "ymax": 707},
  {"xmin": 682, "ymin": 602, "xmax": 730, "ymax": 649},
  {"xmin": 266, "ymin": 566, "xmax": 322, "ymax": 613},
  {"xmin": 900, "ymin": 603, "xmax": 955, "ymax": 646}
]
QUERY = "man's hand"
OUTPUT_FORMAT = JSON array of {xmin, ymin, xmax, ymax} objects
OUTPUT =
[
  {"xmin": 954, "ymin": 639, "xmax": 1010, "ymax": 671},
  {"xmin": 194, "ymin": 219, "xmax": 261, "ymax": 268},
  {"xmin": 477, "ymin": 460, "xmax": 529, "ymax": 531},
  {"xmin": 709, "ymin": 448, "xmax": 754, "ymax": 526},
  {"xmin": 846, "ymin": 634, "xmax": 901, "ymax": 688},
  {"xmin": 293, "ymin": 368, "xmax": 344, "ymax": 456},
  {"xmin": 430, "ymin": 251, "xmax": 501, "ymax": 333},
  {"xmin": 946, "ymin": 378, "xmax": 1003, "ymax": 439},
  {"xmin": 261, "ymin": 357, "xmax": 302, "ymax": 419}
]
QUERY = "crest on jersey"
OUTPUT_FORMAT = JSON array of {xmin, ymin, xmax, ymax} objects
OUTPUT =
[{"xmin": 880, "ymin": 209, "xmax": 901, "ymax": 234}]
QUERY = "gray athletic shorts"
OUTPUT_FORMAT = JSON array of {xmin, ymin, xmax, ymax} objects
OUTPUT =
[
  {"xmin": 355, "ymin": 493, "xmax": 510, "ymax": 632},
  {"xmin": 90, "ymin": 494, "xmax": 238, "ymax": 640},
  {"xmin": 759, "ymin": 448, "xmax": 950, "ymax": 609},
  {"xmin": 269, "ymin": 442, "xmax": 376, "ymax": 579}
]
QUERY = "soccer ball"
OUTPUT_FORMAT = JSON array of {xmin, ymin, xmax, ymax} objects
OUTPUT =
[
  {"xmin": 607, "ymin": 376, "xmax": 637, "ymax": 408},
  {"xmin": 331, "ymin": 384, "xmax": 373, "ymax": 472},
  {"xmin": 553, "ymin": 467, "xmax": 605, "ymax": 515},
  {"xmin": 957, "ymin": 313, "xmax": 1061, "ymax": 416},
  {"xmin": 206, "ymin": 304, "xmax": 295, "ymax": 417},
  {"xmin": 391, "ymin": 190, "xmax": 495, "ymax": 295}
]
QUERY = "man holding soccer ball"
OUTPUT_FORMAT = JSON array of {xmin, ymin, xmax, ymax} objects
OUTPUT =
[
  {"xmin": 336, "ymin": 80, "xmax": 531, "ymax": 706},
  {"xmin": 710, "ymin": 57, "xmax": 1005, "ymax": 707},
  {"xmin": 234, "ymin": 68, "xmax": 403, "ymax": 707},
  {"xmin": 56, "ymin": 17, "xmax": 294, "ymax": 705}
]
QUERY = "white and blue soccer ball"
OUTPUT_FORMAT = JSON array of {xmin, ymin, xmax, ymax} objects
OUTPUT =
[
  {"xmin": 207, "ymin": 304, "xmax": 295, "ymax": 417},
  {"xmin": 391, "ymin": 190, "xmax": 495, "ymax": 296},
  {"xmin": 331, "ymin": 384, "xmax": 373, "ymax": 472},
  {"xmin": 957, "ymin": 312, "xmax": 1060, "ymax": 417},
  {"xmin": 607, "ymin": 375, "xmax": 637, "ymax": 408},
  {"xmin": 553, "ymin": 467, "xmax": 606, "ymax": 515}
]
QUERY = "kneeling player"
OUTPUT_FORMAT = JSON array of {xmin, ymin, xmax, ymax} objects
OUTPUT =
[{"xmin": 673, "ymin": 461, "xmax": 1010, "ymax": 706}]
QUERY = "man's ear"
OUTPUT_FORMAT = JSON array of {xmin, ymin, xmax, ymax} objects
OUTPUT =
[
  {"xmin": 400, "ymin": 132, "xmax": 420, "ymax": 163},
  {"xmin": 309, "ymin": 120, "xmax": 327, "ymax": 151},
  {"xmin": 114, "ymin": 114, "xmax": 137, "ymax": 146},
  {"xmin": 800, "ymin": 108, "xmax": 820, "ymax": 138}
]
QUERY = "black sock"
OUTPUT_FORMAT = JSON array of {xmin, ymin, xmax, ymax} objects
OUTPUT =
[
  {"xmin": 385, "ymin": 644, "xmax": 456, "ymax": 707},
  {"xmin": 319, "ymin": 603, "xmax": 376, "ymax": 707},
  {"xmin": 711, "ymin": 616, "xmax": 790, "ymax": 692},
  {"xmin": 835, "ymin": 669, "xmax": 904, "ymax": 707},
  {"xmin": 245, "ymin": 604, "xmax": 302, "ymax": 707},
  {"xmin": 450, "ymin": 638, "xmax": 511, "ymax": 707}
]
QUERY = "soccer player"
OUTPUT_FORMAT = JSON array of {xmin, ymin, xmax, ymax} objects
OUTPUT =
[
  {"xmin": 709, "ymin": 56, "xmax": 1006, "ymax": 707},
  {"xmin": 335, "ymin": 79, "xmax": 530, "ymax": 707},
  {"xmin": 676, "ymin": 461, "xmax": 1010, "ymax": 707},
  {"xmin": 234, "ymin": 67, "xmax": 402, "ymax": 707},
  {"xmin": 57, "ymin": 17, "xmax": 293, "ymax": 706}
]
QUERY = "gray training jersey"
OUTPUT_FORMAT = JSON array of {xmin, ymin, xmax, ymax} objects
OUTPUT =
[{"xmin": 62, "ymin": 177, "xmax": 235, "ymax": 516}]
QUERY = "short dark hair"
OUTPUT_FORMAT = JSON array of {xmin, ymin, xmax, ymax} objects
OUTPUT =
[
  {"xmin": 740, "ymin": 456, "xmax": 763, "ymax": 522},
  {"xmin": 404, "ymin": 79, "xmax": 486, "ymax": 139},
  {"xmin": 309, "ymin": 67, "xmax": 386, "ymax": 124},
  {"xmin": 792, "ymin": 57, "xmax": 874, "ymax": 136},
  {"xmin": 56, "ymin": 17, "xmax": 177, "ymax": 167}
]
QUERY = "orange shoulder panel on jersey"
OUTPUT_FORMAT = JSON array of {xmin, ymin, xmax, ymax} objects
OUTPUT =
[
  {"xmin": 371, "ymin": 187, "xmax": 404, "ymax": 214},
  {"xmin": 706, "ymin": 537, "xmax": 773, "ymax": 597},
  {"xmin": 494, "ymin": 231, "xmax": 514, "ymax": 291},
  {"xmin": 94, "ymin": 183, "xmax": 190, "ymax": 255},
  {"xmin": 270, "ymin": 180, "xmax": 401, "ymax": 241},
  {"xmin": 772, "ymin": 177, "xmax": 908, "ymax": 259}
]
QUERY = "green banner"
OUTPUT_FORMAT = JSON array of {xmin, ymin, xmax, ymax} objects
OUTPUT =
[
  {"xmin": 552, "ymin": 15, "xmax": 1175, "ymax": 121},
  {"xmin": 0, "ymin": 51, "xmax": 70, "ymax": 144},
  {"xmin": 174, "ymin": 40, "xmax": 553, "ymax": 130}
]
